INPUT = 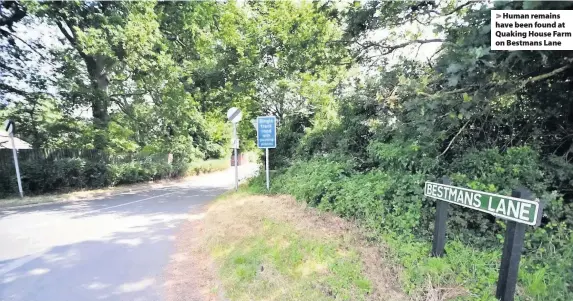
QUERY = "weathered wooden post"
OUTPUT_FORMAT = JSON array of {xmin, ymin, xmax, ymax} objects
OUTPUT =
[
  {"xmin": 431, "ymin": 176, "xmax": 451, "ymax": 257},
  {"xmin": 424, "ymin": 180, "xmax": 543, "ymax": 301},
  {"xmin": 495, "ymin": 188, "xmax": 531, "ymax": 301}
]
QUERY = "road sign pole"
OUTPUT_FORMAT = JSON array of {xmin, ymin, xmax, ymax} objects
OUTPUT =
[
  {"xmin": 233, "ymin": 123, "xmax": 238, "ymax": 191},
  {"xmin": 256, "ymin": 115, "xmax": 276, "ymax": 191},
  {"xmin": 431, "ymin": 176, "xmax": 451, "ymax": 257},
  {"xmin": 495, "ymin": 189, "xmax": 530, "ymax": 301},
  {"xmin": 227, "ymin": 107, "xmax": 242, "ymax": 191},
  {"xmin": 265, "ymin": 148, "xmax": 269, "ymax": 191},
  {"xmin": 9, "ymin": 133, "xmax": 23, "ymax": 198}
]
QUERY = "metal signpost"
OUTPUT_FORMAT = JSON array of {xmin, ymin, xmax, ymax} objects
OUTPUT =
[
  {"xmin": 424, "ymin": 178, "xmax": 543, "ymax": 301},
  {"xmin": 4, "ymin": 120, "xmax": 23, "ymax": 198},
  {"xmin": 227, "ymin": 107, "xmax": 242, "ymax": 191},
  {"xmin": 256, "ymin": 116, "xmax": 276, "ymax": 191}
]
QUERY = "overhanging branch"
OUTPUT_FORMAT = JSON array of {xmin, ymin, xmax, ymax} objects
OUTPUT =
[
  {"xmin": 0, "ymin": 82, "xmax": 29, "ymax": 96},
  {"xmin": 418, "ymin": 64, "xmax": 572, "ymax": 98},
  {"xmin": 2, "ymin": 30, "xmax": 47, "ymax": 59},
  {"xmin": 357, "ymin": 39, "xmax": 446, "ymax": 58}
]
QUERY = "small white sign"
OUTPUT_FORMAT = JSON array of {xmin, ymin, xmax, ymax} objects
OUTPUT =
[
  {"xmin": 4, "ymin": 120, "xmax": 14, "ymax": 134},
  {"xmin": 491, "ymin": 10, "xmax": 573, "ymax": 50},
  {"xmin": 227, "ymin": 107, "xmax": 242, "ymax": 123},
  {"xmin": 231, "ymin": 138, "xmax": 240, "ymax": 149}
]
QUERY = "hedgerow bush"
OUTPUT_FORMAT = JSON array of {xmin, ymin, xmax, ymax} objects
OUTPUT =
[
  {"xmin": 0, "ymin": 156, "xmax": 229, "ymax": 198},
  {"xmin": 255, "ymin": 145, "xmax": 573, "ymax": 300},
  {"xmin": 272, "ymin": 157, "xmax": 350, "ymax": 206}
]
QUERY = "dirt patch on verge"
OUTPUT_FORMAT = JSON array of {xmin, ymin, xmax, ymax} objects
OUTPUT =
[
  {"xmin": 166, "ymin": 193, "xmax": 407, "ymax": 301},
  {"xmin": 164, "ymin": 204, "xmax": 222, "ymax": 301}
]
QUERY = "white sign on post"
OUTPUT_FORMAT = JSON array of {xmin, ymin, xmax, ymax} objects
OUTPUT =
[
  {"xmin": 4, "ymin": 119, "xmax": 14, "ymax": 134},
  {"xmin": 227, "ymin": 107, "xmax": 242, "ymax": 124},
  {"xmin": 4, "ymin": 119, "xmax": 23, "ymax": 198},
  {"xmin": 227, "ymin": 108, "xmax": 242, "ymax": 191},
  {"xmin": 231, "ymin": 138, "xmax": 240, "ymax": 149}
]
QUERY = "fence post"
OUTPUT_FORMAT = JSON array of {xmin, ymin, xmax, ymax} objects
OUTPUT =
[
  {"xmin": 431, "ymin": 176, "xmax": 451, "ymax": 257},
  {"xmin": 495, "ymin": 188, "xmax": 530, "ymax": 301}
]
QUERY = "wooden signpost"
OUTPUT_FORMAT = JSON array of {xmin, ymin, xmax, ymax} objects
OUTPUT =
[{"xmin": 425, "ymin": 178, "xmax": 543, "ymax": 301}]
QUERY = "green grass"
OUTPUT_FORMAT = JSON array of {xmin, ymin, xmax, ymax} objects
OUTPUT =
[
  {"xmin": 211, "ymin": 219, "xmax": 372, "ymax": 301},
  {"xmin": 384, "ymin": 235, "xmax": 499, "ymax": 300},
  {"xmin": 185, "ymin": 158, "xmax": 230, "ymax": 176},
  {"xmin": 380, "ymin": 234, "xmax": 571, "ymax": 301}
]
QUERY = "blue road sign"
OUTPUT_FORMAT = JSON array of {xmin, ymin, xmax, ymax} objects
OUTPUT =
[{"xmin": 257, "ymin": 116, "xmax": 276, "ymax": 148}]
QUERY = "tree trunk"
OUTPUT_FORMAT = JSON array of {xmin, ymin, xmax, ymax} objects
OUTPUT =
[{"xmin": 89, "ymin": 58, "xmax": 110, "ymax": 150}]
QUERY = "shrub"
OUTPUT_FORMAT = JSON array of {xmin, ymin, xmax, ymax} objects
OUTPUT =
[
  {"xmin": 257, "ymin": 150, "xmax": 573, "ymax": 300},
  {"xmin": 271, "ymin": 157, "xmax": 350, "ymax": 206},
  {"xmin": 0, "ymin": 155, "xmax": 230, "ymax": 198}
]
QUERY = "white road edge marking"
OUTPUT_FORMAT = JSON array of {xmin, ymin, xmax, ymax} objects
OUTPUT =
[{"xmin": 83, "ymin": 191, "xmax": 177, "ymax": 215}]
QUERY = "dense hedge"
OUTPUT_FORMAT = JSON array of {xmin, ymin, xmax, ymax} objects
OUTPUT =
[
  {"xmin": 249, "ymin": 148, "xmax": 573, "ymax": 300},
  {"xmin": 0, "ymin": 155, "xmax": 229, "ymax": 198}
]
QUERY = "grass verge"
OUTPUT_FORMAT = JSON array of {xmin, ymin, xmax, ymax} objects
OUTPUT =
[{"xmin": 195, "ymin": 192, "xmax": 407, "ymax": 301}]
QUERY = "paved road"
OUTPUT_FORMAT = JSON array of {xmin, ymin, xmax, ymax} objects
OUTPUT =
[{"xmin": 0, "ymin": 165, "xmax": 258, "ymax": 301}]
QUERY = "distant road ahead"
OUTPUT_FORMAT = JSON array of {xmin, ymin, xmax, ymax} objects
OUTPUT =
[{"xmin": 0, "ymin": 164, "xmax": 258, "ymax": 301}]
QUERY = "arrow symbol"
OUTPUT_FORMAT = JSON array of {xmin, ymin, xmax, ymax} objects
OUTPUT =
[{"xmin": 496, "ymin": 14, "xmax": 501, "ymax": 18}]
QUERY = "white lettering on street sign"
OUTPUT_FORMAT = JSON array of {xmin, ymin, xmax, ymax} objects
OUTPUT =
[
  {"xmin": 257, "ymin": 116, "xmax": 276, "ymax": 148},
  {"xmin": 424, "ymin": 182, "xmax": 542, "ymax": 226}
]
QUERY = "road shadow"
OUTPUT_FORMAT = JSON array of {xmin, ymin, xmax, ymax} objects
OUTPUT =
[{"xmin": 0, "ymin": 185, "xmax": 227, "ymax": 301}]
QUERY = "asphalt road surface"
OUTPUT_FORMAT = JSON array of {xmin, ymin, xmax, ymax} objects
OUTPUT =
[{"xmin": 0, "ymin": 164, "xmax": 258, "ymax": 301}]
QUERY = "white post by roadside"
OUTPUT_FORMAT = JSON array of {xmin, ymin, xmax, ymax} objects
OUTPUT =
[
  {"xmin": 233, "ymin": 123, "xmax": 238, "ymax": 191},
  {"xmin": 265, "ymin": 147, "xmax": 270, "ymax": 191},
  {"xmin": 4, "ymin": 120, "xmax": 23, "ymax": 198},
  {"xmin": 227, "ymin": 108, "xmax": 242, "ymax": 192}
]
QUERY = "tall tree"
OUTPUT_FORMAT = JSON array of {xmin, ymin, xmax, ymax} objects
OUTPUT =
[{"xmin": 34, "ymin": 1, "xmax": 165, "ymax": 149}]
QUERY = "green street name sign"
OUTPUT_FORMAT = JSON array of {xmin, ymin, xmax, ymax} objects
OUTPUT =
[{"xmin": 424, "ymin": 182, "xmax": 542, "ymax": 226}]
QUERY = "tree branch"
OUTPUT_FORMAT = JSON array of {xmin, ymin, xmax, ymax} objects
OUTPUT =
[
  {"xmin": 0, "ymin": 61, "xmax": 21, "ymax": 78},
  {"xmin": 108, "ymin": 91, "xmax": 149, "ymax": 98},
  {"xmin": 419, "ymin": 64, "xmax": 571, "ymax": 98},
  {"xmin": 381, "ymin": 39, "xmax": 445, "ymax": 55},
  {"xmin": 522, "ymin": 63, "xmax": 571, "ymax": 84},
  {"xmin": 438, "ymin": 119, "xmax": 471, "ymax": 158},
  {"xmin": 443, "ymin": 2, "xmax": 474, "ymax": 16},
  {"xmin": 357, "ymin": 39, "xmax": 446, "ymax": 57},
  {"xmin": 0, "ymin": 82, "xmax": 29, "ymax": 96},
  {"xmin": 55, "ymin": 18, "xmax": 92, "ymax": 65},
  {"xmin": 1, "ymin": 30, "xmax": 47, "ymax": 59},
  {"xmin": 55, "ymin": 20, "xmax": 76, "ymax": 46},
  {"xmin": 0, "ymin": 1, "xmax": 26, "ymax": 29}
]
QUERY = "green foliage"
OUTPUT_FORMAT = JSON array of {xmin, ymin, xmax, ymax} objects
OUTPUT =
[
  {"xmin": 4, "ymin": 0, "xmax": 573, "ymax": 297},
  {"xmin": 251, "ymin": 150, "xmax": 573, "ymax": 300},
  {"xmin": 185, "ymin": 158, "xmax": 229, "ymax": 177},
  {"xmin": 0, "ymin": 150, "xmax": 229, "ymax": 198},
  {"xmin": 271, "ymin": 158, "xmax": 350, "ymax": 206}
]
